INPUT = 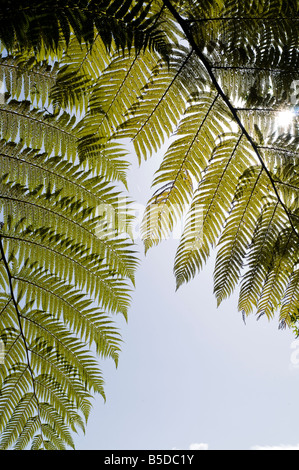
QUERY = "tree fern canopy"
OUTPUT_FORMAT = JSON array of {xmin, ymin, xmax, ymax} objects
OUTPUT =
[
  {"xmin": 0, "ymin": 0, "xmax": 299, "ymax": 450},
  {"xmin": 135, "ymin": 0, "xmax": 299, "ymax": 331}
]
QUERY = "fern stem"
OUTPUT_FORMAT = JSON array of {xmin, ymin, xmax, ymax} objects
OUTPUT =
[
  {"xmin": 162, "ymin": 0, "xmax": 299, "ymax": 241},
  {"xmin": 0, "ymin": 235, "xmax": 45, "ymax": 448},
  {"xmin": 258, "ymin": 145, "xmax": 299, "ymax": 157},
  {"xmin": 212, "ymin": 65, "xmax": 296, "ymax": 74},
  {"xmin": 187, "ymin": 16, "xmax": 299, "ymax": 22},
  {"xmin": 0, "ymin": 297, "xmax": 12, "ymax": 318}
]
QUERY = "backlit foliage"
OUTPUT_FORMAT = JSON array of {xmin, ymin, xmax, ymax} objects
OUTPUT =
[{"xmin": 0, "ymin": 0, "xmax": 299, "ymax": 449}]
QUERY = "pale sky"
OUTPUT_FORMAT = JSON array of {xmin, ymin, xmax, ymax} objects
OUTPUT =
[{"xmin": 73, "ymin": 148, "xmax": 299, "ymax": 451}]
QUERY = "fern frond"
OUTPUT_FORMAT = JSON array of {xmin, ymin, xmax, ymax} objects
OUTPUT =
[
  {"xmin": 0, "ymin": 0, "xmax": 172, "ymax": 60},
  {"xmin": 0, "ymin": 254, "xmax": 116, "ymax": 449},
  {"xmin": 0, "ymin": 41, "xmax": 137, "ymax": 448},
  {"xmin": 117, "ymin": 46, "xmax": 209, "ymax": 161},
  {"xmin": 279, "ymin": 268, "xmax": 299, "ymax": 329},
  {"xmin": 174, "ymin": 133, "xmax": 253, "ymax": 287},
  {"xmin": 136, "ymin": 0, "xmax": 299, "ymax": 330},
  {"xmin": 238, "ymin": 202, "xmax": 286, "ymax": 316},
  {"xmin": 0, "ymin": 98, "xmax": 77, "ymax": 161},
  {"xmin": 141, "ymin": 92, "xmax": 232, "ymax": 251},
  {"xmin": 0, "ymin": 54, "xmax": 58, "ymax": 108},
  {"xmin": 213, "ymin": 167, "xmax": 271, "ymax": 305},
  {"xmin": 255, "ymin": 230, "xmax": 299, "ymax": 320}
]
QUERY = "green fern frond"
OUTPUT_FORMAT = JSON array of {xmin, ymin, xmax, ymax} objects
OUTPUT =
[
  {"xmin": 279, "ymin": 268, "xmax": 299, "ymax": 329},
  {"xmin": 137, "ymin": 0, "xmax": 299, "ymax": 331},
  {"xmin": 0, "ymin": 97, "xmax": 78, "ymax": 161},
  {"xmin": 213, "ymin": 167, "xmax": 270, "ymax": 305},
  {"xmin": 238, "ymin": 202, "xmax": 286, "ymax": 316},
  {"xmin": 0, "ymin": 247, "xmax": 124, "ymax": 449},
  {"xmin": 0, "ymin": 54, "xmax": 58, "ymax": 108},
  {"xmin": 174, "ymin": 133, "xmax": 251, "ymax": 287},
  {"xmin": 0, "ymin": 0, "xmax": 171, "ymax": 60},
  {"xmin": 0, "ymin": 21, "xmax": 138, "ymax": 447},
  {"xmin": 117, "ymin": 46, "xmax": 209, "ymax": 161},
  {"xmin": 255, "ymin": 230, "xmax": 299, "ymax": 320}
]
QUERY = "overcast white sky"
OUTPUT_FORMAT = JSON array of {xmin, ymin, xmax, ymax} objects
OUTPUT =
[{"xmin": 73, "ymin": 148, "xmax": 299, "ymax": 451}]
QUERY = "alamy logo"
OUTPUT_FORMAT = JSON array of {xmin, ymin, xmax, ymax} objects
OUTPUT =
[{"xmin": 95, "ymin": 199, "xmax": 204, "ymax": 249}]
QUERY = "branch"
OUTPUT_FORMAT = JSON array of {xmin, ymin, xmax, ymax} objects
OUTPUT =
[{"xmin": 162, "ymin": 0, "xmax": 299, "ymax": 240}]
